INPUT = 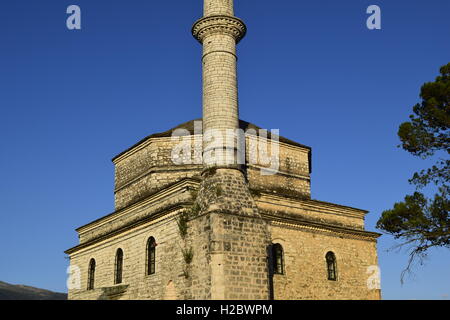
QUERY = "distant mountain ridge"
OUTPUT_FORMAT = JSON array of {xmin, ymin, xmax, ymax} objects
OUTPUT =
[{"xmin": 0, "ymin": 281, "xmax": 67, "ymax": 300}]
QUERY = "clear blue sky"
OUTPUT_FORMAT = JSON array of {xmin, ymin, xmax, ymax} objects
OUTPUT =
[{"xmin": 0, "ymin": 0, "xmax": 449, "ymax": 299}]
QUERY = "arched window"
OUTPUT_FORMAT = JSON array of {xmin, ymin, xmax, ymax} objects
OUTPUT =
[
  {"xmin": 272, "ymin": 243, "xmax": 284, "ymax": 275},
  {"xmin": 147, "ymin": 237, "xmax": 156, "ymax": 275},
  {"xmin": 115, "ymin": 248, "xmax": 123, "ymax": 284},
  {"xmin": 87, "ymin": 258, "xmax": 96, "ymax": 290},
  {"xmin": 326, "ymin": 251, "xmax": 337, "ymax": 281}
]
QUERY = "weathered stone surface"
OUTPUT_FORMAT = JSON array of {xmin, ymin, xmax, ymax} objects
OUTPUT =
[
  {"xmin": 270, "ymin": 223, "xmax": 381, "ymax": 300},
  {"xmin": 113, "ymin": 137, "xmax": 202, "ymax": 210},
  {"xmin": 68, "ymin": 210, "xmax": 187, "ymax": 300}
]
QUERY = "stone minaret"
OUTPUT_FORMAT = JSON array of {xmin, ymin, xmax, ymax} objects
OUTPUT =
[
  {"xmin": 192, "ymin": 0, "xmax": 260, "ymax": 215},
  {"xmin": 192, "ymin": 0, "xmax": 254, "ymax": 215},
  {"xmin": 190, "ymin": 0, "xmax": 271, "ymax": 300}
]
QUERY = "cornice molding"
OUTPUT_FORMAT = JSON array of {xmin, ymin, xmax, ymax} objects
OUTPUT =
[
  {"xmin": 76, "ymin": 178, "xmax": 200, "ymax": 234},
  {"xmin": 65, "ymin": 208, "xmax": 183, "ymax": 255},
  {"xmin": 257, "ymin": 193, "xmax": 368, "ymax": 217},
  {"xmin": 267, "ymin": 217, "xmax": 381, "ymax": 242},
  {"xmin": 114, "ymin": 164, "xmax": 202, "ymax": 193}
]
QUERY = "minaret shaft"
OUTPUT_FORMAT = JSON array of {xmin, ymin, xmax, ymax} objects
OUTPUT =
[
  {"xmin": 193, "ymin": 0, "xmax": 246, "ymax": 168},
  {"xmin": 202, "ymin": 33, "xmax": 239, "ymax": 150},
  {"xmin": 204, "ymin": 0, "xmax": 234, "ymax": 16}
]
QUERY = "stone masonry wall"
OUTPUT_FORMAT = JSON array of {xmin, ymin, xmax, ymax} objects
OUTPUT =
[
  {"xmin": 187, "ymin": 214, "xmax": 213, "ymax": 299},
  {"xmin": 246, "ymin": 136, "xmax": 311, "ymax": 199},
  {"xmin": 191, "ymin": 166, "xmax": 271, "ymax": 300},
  {"xmin": 68, "ymin": 206, "xmax": 380, "ymax": 300},
  {"xmin": 256, "ymin": 195, "xmax": 366, "ymax": 230},
  {"xmin": 113, "ymin": 137, "xmax": 202, "ymax": 210},
  {"xmin": 209, "ymin": 213, "xmax": 270, "ymax": 300},
  {"xmin": 187, "ymin": 211, "xmax": 270, "ymax": 300},
  {"xmin": 68, "ymin": 211, "xmax": 190, "ymax": 300},
  {"xmin": 270, "ymin": 223, "xmax": 381, "ymax": 300}
]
